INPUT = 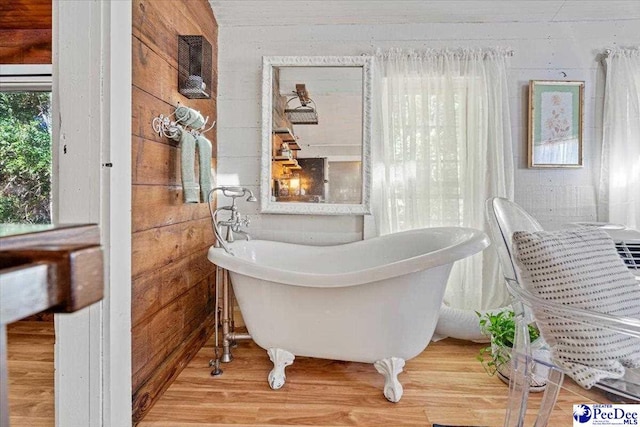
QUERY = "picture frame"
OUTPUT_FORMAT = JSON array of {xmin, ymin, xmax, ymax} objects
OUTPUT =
[{"xmin": 528, "ymin": 80, "xmax": 584, "ymax": 168}]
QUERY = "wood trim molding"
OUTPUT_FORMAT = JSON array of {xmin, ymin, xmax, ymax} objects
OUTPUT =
[{"xmin": 0, "ymin": 224, "xmax": 100, "ymax": 250}]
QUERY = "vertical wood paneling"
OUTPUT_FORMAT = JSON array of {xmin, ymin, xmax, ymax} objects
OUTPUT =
[{"xmin": 131, "ymin": 0, "xmax": 218, "ymax": 423}]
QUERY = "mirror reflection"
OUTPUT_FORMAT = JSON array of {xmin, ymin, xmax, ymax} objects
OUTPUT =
[
  {"xmin": 261, "ymin": 56, "xmax": 372, "ymax": 215},
  {"xmin": 270, "ymin": 66, "xmax": 363, "ymax": 204}
]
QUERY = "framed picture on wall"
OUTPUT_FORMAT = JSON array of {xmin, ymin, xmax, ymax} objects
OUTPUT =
[{"xmin": 528, "ymin": 80, "xmax": 584, "ymax": 168}]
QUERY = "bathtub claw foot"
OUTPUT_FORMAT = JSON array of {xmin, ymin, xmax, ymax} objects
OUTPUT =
[
  {"xmin": 267, "ymin": 348, "xmax": 295, "ymax": 390},
  {"xmin": 374, "ymin": 357, "xmax": 405, "ymax": 403}
]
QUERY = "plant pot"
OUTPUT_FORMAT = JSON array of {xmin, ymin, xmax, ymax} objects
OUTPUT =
[{"xmin": 491, "ymin": 339, "xmax": 550, "ymax": 393}]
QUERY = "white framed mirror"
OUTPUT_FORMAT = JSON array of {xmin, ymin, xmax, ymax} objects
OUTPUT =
[{"xmin": 260, "ymin": 56, "xmax": 373, "ymax": 215}]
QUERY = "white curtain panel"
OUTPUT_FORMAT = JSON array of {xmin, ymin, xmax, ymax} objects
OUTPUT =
[
  {"xmin": 372, "ymin": 48, "xmax": 514, "ymax": 311},
  {"xmin": 599, "ymin": 47, "xmax": 640, "ymax": 230}
]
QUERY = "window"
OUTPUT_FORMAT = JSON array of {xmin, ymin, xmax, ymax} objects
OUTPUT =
[
  {"xmin": 382, "ymin": 75, "xmax": 475, "ymax": 229},
  {"xmin": 0, "ymin": 65, "xmax": 53, "ymax": 224}
]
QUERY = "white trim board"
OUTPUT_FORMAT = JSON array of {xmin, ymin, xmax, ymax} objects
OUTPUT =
[
  {"xmin": 103, "ymin": 1, "xmax": 133, "ymax": 425},
  {"xmin": 0, "ymin": 64, "xmax": 52, "ymax": 91},
  {"xmin": 53, "ymin": 1, "xmax": 103, "ymax": 424},
  {"xmin": 53, "ymin": 1, "xmax": 132, "ymax": 426}
]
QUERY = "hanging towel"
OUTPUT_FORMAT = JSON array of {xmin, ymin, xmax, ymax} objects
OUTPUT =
[
  {"xmin": 175, "ymin": 105, "xmax": 205, "ymax": 129},
  {"xmin": 171, "ymin": 128, "xmax": 200, "ymax": 203},
  {"xmin": 195, "ymin": 134, "xmax": 213, "ymax": 202}
]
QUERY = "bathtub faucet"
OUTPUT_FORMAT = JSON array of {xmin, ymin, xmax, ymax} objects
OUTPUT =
[{"xmin": 208, "ymin": 186, "xmax": 257, "ymax": 254}]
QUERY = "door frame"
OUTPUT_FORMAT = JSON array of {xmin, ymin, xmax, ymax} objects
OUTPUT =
[{"xmin": 53, "ymin": 1, "xmax": 132, "ymax": 425}]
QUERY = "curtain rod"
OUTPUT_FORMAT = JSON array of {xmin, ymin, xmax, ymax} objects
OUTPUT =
[
  {"xmin": 602, "ymin": 47, "xmax": 640, "ymax": 59},
  {"xmin": 367, "ymin": 48, "xmax": 514, "ymax": 58}
]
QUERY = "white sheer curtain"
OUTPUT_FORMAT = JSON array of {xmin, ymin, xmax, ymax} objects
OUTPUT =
[
  {"xmin": 599, "ymin": 48, "xmax": 640, "ymax": 230},
  {"xmin": 372, "ymin": 48, "xmax": 514, "ymax": 312}
]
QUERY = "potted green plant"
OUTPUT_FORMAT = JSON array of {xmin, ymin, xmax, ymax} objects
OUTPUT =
[{"xmin": 477, "ymin": 308, "xmax": 548, "ymax": 391}]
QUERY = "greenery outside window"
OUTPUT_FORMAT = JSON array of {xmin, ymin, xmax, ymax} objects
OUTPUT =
[{"xmin": 0, "ymin": 65, "xmax": 53, "ymax": 224}]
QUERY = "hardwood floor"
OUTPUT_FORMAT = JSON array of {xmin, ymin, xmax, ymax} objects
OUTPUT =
[
  {"xmin": 139, "ymin": 333, "xmax": 609, "ymax": 427},
  {"xmin": 5, "ymin": 321, "xmax": 612, "ymax": 426},
  {"xmin": 6, "ymin": 320, "xmax": 54, "ymax": 427}
]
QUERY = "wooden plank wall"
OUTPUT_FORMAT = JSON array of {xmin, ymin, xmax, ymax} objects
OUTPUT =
[
  {"xmin": 0, "ymin": 0, "xmax": 51, "ymax": 64},
  {"xmin": 131, "ymin": 0, "xmax": 218, "ymax": 423}
]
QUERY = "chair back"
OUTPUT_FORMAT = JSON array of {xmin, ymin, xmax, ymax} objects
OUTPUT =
[
  {"xmin": 485, "ymin": 197, "xmax": 640, "ymax": 426},
  {"xmin": 485, "ymin": 197, "xmax": 543, "ymax": 282}
]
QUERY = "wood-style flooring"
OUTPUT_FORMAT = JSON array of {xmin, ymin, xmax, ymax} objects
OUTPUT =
[
  {"xmin": 6, "ymin": 320, "xmax": 54, "ymax": 427},
  {"xmin": 6, "ymin": 321, "xmax": 612, "ymax": 427},
  {"xmin": 139, "ymin": 332, "xmax": 609, "ymax": 427}
]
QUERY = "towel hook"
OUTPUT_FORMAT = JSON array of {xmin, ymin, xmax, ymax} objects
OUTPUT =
[
  {"xmin": 153, "ymin": 104, "xmax": 213, "ymax": 139},
  {"xmin": 152, "ymin": 113, "xmax": 182, "ymax": 139},
  {"xmin": 188, "ymin": 117, "xmax": 216, "ymax": 137},
  {"xmin": 200, "ymin": 119, "xmax": 216, "ymax": 134},
  {"xmin": 164, "ymin": 124, "xmax": 181, "ymax": 139},
  {"xmin": 197, "ymin": 115, "xmax": 210, "ymax": 130},
  {"xmin": 151, "ymin": 114, "xmax": 170, "ymax": 136}
]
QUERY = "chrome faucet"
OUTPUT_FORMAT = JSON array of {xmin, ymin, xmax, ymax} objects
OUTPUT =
[{"xmin": 208, "ymin": 186, "xmax": 257, "ymax": 254}]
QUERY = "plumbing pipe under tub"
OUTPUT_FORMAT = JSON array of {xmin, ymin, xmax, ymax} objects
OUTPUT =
[
  {"xmin": 221, "ymin": 269, "xmax": 233, "ymax": 362},
  {"xmin": 219, "ymin": 268, "xmax": 252, "ymax": 365},
  {"xmin": 210, "ymin": 266, "xmax": 224, "ymax": 376},
  {"xmin": 211, "ymin": 266, "xmax": 253, "ymax": 375}
]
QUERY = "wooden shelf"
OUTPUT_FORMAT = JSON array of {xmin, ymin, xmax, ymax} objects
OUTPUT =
[
  {"xmin": 273, "ymin": 127, "xmax": 296, "ymax": 142},
  {"xmin": 273, "ymin": 157, "xmax": 299, "ymax": 167},
  {"xmin": 273, "ymin": 128, "xmax": 302, "ymax": 156}
]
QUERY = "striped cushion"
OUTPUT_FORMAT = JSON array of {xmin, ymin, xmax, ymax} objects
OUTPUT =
[{"xmin": 512, "ymin": 227, "xmax": 640, "ymax": 389}]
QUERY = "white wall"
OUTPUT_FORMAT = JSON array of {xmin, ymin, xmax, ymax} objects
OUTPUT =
[{"xmin": 217, "ymin": 17, "xmax": 639, "ymax": 243}]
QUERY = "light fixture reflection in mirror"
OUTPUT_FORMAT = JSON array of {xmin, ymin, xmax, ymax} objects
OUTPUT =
[
  {"xmin": 260, "ymin": 56, "xmax": 373, "ymax": 216},
  {"xmin": 289, "ymin": 177, "xmax": 300, "ymax": 195}
]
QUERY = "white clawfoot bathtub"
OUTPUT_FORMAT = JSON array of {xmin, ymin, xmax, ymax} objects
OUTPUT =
[{"xmin": 207, "ymin": 227, "xmax": 489, "ymax": 402}]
